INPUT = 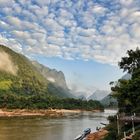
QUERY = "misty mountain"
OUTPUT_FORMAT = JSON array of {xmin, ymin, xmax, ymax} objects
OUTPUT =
[
  {"xmin": 0, "ymin": 45, "xmax": 47, "ymax": 95},
  {"xmin": 0, "ymin": 45, "xmax": 75, "ymax": 98},
  {"xmin": 88, "ymin": 90, "xmax": 109, "ymax": 101},
  {"xmin": 32, "ymin": 61, "xmax": 76, "ymax": 98},
  {"xmin": 121, "ymin": 73, "xmax": 131, "ymax": 80},
  {"xmin": 32, "ymin": 61, "xmax": 68, "ymax": 89},
  {"xmin": 100, "ymin": 73, "xmax": 131, "ymax": 107},
  {"xmin": 77, "ymin": 95, "xmax": 87, "ymax": 100},
  {"xmin": 100, "ymin": 94, "xmax": 118, "ymax": 108}
]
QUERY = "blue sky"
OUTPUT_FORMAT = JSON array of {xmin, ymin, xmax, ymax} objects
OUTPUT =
[
  {"xmin": 0, "ymin": 0, "xmax": 140, "ymax": 94},
  {"xmin": 35, "ymin": 56, "xmax": 123, "ymax": 93}
]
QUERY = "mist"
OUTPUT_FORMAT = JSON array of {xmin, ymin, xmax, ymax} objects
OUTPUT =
[{"xmin": 0, "ymin": 51, "xmax": 18, "ymax": 75}]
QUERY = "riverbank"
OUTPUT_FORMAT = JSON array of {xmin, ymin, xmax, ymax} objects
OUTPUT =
[
  {"xmin": 0, "ymin": 109, "xmax": 64, "ymax": 118},
  {"xmin": 86, "ymin": 129, "xmax": 108, "ymax": 140},
  {"xmin": 0, "ymin": 109, "xmax": 101, "ymax": 118}
]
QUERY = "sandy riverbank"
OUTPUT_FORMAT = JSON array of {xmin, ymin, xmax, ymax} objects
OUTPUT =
[
  {"xmin": 0, "ymin": 109, "xmax": 85, "ymax": 118},
  {"xmin": 53, "ymin": 109, "xmax": 101, "ymax": 113},
  {"xmin": 0, "ymin": 109, "xmax": 63, "ymax": 118},
  {"xmin": 0, "ymin": 108, "xmax": 102, "ymax": 118}
]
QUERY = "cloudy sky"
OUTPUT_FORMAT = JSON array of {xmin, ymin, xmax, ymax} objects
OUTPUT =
[{"xmin": 0, "ymin": 0, "xmax": 140, "ymax": 94}]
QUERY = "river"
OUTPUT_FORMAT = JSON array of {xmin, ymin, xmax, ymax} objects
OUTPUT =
[{"xmin": 0, "ymin": 109, "xmax": 117, "ymax": 140}]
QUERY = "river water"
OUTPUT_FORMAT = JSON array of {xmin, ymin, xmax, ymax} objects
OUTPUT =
[{"xmin": 0, "ymin": 109, "xmax": 117, "ymax": 140}]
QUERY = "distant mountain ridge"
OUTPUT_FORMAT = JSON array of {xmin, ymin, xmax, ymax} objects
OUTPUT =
[
  {"xmin": 100, "ymin": 73, "xmax": 131, "ymax": 107},
  {"xmin": 88, "ymin": 90, "xmax": 109, "ymax": 101},
  {"xmin": 121, "ymin": 73, "xmax": 131, "ymax": 80},
  {"xmin": 100, "ymin": 94, "xmax": 118, "ymax": 108}
]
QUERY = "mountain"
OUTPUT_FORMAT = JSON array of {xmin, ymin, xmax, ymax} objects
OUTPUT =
[
  {"xmin": 0, "ymin": 45, "xmax": 47, "ymax": 95},
  {"xmin": 121, "ymin": 73, "xmax": 131, "ymax": 80},
  {"xmin": 100, "ymin": 94, "xmax": 118, "ymax": 108},
  {"xmin": 77, "ymin": 95, "xmax": 87, "ymax": 100},
  {"xmin": 0, "ymin": 45, "xmax": 75, "ymax": 98},
  {"xmin": 88, "ymin": 90, "xmax": 109, "ymax": 101},
  {"xmin": 0, "ymin": 45, "xmax": 104, "ymax": 110},
  {"xmin": 32, "ymin": 61, "xmax": 68, "ymax": 89},
  {"xmin": 32, "ymin": 61, "xmax": 75, "ymax": 98},
  {"xmin": 100, "ymin": 74, "xmax": 131, "ymax": 108}
]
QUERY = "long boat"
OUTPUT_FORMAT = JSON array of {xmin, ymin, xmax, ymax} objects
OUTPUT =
[{"xmin": 74, "ymin": 128, "xmax": 91, "ymax": 140}]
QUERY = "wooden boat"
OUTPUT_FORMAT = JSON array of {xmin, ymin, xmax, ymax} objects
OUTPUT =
[
  {"xmin": 83, "ymin": 128, "xmax": 91, "ymax": 135},
  {"xmin": 74, "ymin": 134, "xmax": 85, "ymax": 140},
  {"xmin": 74, "ymin": 128, "xmax": 91, "ymax": 140}
]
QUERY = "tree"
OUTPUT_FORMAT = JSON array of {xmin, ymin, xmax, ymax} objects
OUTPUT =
[
  {"xmin": 111, "ymin": 47, "xmax": 140, "ymax": 113},
  {"xmin": 119, "ymin": 47, "xmax": 140, "ymax": 74}
]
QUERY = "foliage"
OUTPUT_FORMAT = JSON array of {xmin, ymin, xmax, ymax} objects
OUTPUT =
[
  {"xmin": 0, "ymin": 92, "xmax": 103, "ymax": 110},
  {"xmin": 111, "ymin": 47, "xmax": 140, "ymax": 113},
  {"xmin": 104, "ymin": 48, "xmax": 140, "ymax": 140},
  {"xmin": 103, "ymin": 115, "xmax": 118, "ymax": 140},
  {"xmin": 101, "ymin": 94, "xmax": 118, "ymax": 108},
  {"xmin": 119, "ymin": 47, "xmax": 140, "ymax": 74},
  {"xmin": 0, "ymin": 45, "xmax": 47, "ymax": 96},
  {"xmin": 132, "ymin": 130, "xmax": 140, "ymax": 140},
  {"xmin": 0, "ymin": 80, "xmax": 12, "ymax": 90},
  {"xmin": 47, "ymin": 83, "xmax": 75, "ymax": 98}
]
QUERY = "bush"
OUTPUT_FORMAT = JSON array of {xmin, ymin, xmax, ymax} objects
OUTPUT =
[{"xmin": 133, "ymin": 130, "xmax": 140, "ymax": 140}]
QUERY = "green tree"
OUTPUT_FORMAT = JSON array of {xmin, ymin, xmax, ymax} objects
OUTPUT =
[
  {"xmin": 119, "ymin": 47, "xmax": 140, "ymax": 74},
  {"xmin": 111, "ymin": 48, "xmax": 140, "ymax": 113}
]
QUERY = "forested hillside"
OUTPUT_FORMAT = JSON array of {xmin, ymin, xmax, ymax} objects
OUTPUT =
[
  {"xmin": 0, "ymin": 45, "xmax": 47, "ymax": 96},
  {"xmin": 0, "ymin": 45, "xmax": 103, "ymax": 110},
  {"xmin": 32, "ymin": 61, "xmax": 76, "ymax": 98}
]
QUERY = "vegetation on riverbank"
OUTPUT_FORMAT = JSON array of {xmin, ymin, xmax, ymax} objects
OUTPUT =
[
  {"xmin": 103, "ymin": 48, "xmax": 140, "ymax": 139},
  {"xmin": 0, "ymin": 92, "xmax": 103, "ymax": 110}
]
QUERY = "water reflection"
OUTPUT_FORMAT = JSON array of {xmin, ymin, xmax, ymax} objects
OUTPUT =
[{"xmin": 0, "ymin": 109, "xmax": 117, "ymax": 140}]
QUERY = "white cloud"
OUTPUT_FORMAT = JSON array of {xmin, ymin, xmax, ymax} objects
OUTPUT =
[
  {"xmin": 0, "ymin": 0, "xmax": 14, "ymax": 7},
  {"xmin": 0, "ymin": 34, "xmax": 22, "ymax": 52},
  {"xmin": 0, "ymin": 0, "xmax": 140, "ymax": 65},
  {"xmin": 47, "ymin": 36, "xmax": 65, "ymax": 46},
  {"xmin": 44, "ymin": 18, "xmax": 64, "ymax": 31},
  {"xmin": 7, "ymin": 16, "xmax": 21, "ymax": 28},
  {"xmin": 12, "ymin": 30, "xmax": 30, "ymax": 40},
  {"xmin": 120, "ymin": 0, "xmax": 133, "ymax": 6},
  {"xmin": 46, "ymin": 44, "xmax": 62, "ymax": 57},
  {"xmin": 35, "ymin": 0, "xmax": 51, "ymax": 6},
  {"xmin": 0, "ymin": 20, "xmax": 9, "ymax": 29}
]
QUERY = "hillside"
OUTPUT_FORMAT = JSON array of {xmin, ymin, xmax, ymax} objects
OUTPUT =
[
  {"xmin": 0, "ymin": 45, "xmax": 47, "ymax": 96},
  {"xmin": 32, "ymin": 61, "xmax": 76, "ymax": 98},
  {"xmin": 0, "ymin": 45, "xmax": 103, "ymax": 110},
  {"xmin": 32, "ymin": 61, "xmax": 68, "ymax": 89},
  {"xmin": 0, "ymin": 45, "xmax": 76, "ymax": 99}
]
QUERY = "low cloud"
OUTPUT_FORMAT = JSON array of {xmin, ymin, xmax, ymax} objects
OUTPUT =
[{"xmin": 0, "ymin": 51, "xmax": 18, "ymax": 75}]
